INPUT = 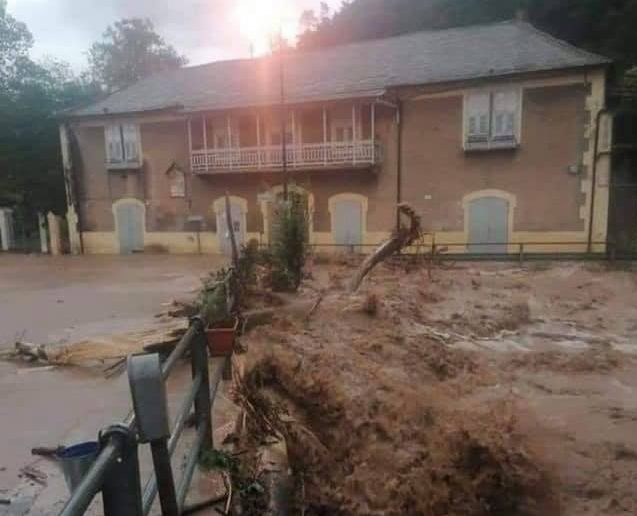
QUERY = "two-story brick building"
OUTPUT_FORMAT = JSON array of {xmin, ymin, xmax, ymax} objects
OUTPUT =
[{"xmin": 60, "ymin": 20, "xmax": 612, "ymax": 255}]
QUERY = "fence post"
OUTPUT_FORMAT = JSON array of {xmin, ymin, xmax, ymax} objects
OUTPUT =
[
  {"xmin": 100, "ymin": 424, "xmax": 143, "ymax": 516},
  {"xmin": 149, "ymin": 439, "xmax": 179, "ymax": 516},
  {"xmin": 190, "ymin": 316, "xmax": 213, "ymax": 451}
]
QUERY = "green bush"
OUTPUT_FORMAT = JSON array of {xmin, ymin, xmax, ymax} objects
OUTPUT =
[
  {"xmin": 197, "ymin": 268, "xmax": 230, "ymax": 323},
  {"xmin": 271, "ymin": 197, "xmax": 307, "ymax": 291},
  {"xmin": 236, "ymin": 239, "xmax": 260, "ymax": 286}
]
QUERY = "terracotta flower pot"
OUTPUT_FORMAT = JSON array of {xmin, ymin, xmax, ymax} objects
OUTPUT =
[{"xmin": 205, "ymin": 318, "xmax": 239, "ymax": 357}]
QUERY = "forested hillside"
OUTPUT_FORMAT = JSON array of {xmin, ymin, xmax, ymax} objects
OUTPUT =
[{"xmin": 298, "ymin": 0, "xmax": 637, "ymax": 76}]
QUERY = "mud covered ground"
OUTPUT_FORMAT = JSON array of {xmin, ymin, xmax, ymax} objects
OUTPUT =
[{"xmin": 232, "ymin": 258, "xmax": 637, "ymax": 516}]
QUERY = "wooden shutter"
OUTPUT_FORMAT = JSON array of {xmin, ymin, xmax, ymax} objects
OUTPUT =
[
  {"xmin": 105, "ymin": 124, "xmax": 123, "ymax": 163},
  {"xmin": 466, "ymin": 92, "xmax": 490, "ymax": 141},
  {"xmin": 492, "ymin": 91, "xmax": 518, "ymax": 139},
  {"xmin": 122, "ymin": 123, "xmax": 139, "ymax": 162}
]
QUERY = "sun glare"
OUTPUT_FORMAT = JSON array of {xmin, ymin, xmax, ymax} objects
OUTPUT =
[{"xmin": 235, "ymin": 0, "xmax": 299, "ymax": 56}]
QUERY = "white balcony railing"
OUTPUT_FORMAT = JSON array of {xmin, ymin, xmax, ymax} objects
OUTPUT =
[{"xmin": 190, "ymin": 140, "xmax": 380, "ymax": 173}]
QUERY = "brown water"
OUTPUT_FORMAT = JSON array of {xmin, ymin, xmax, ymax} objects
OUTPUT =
[{"xmin": 0, "ymin": 254, "xmax": 222, "ymax": 497}]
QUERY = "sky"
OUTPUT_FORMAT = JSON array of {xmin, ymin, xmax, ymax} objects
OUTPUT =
[{"xmin": 6, "ymin": 0, "xmax": 341, "ymax": 71}]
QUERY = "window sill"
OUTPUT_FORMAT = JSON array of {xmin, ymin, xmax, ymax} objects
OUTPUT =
[
  {"xmin": 464, "ymin": 139, "xmax": 519, "ymax": 152},
  {"xmin": 106, "ymin": 161, "xmax": 142, "ymax": 170}
]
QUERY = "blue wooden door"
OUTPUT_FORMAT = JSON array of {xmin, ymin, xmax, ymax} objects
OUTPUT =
[
  {"xmin": 115, "ymin": 202, "xmax": 144, "ymax": 254},
  {"xmin": 468, "ymin": 197, "xmax": 508, "ymax": 254},
  {"xmin": 333, "ymin": 200, "xmax": 362, "ymax": 251}
]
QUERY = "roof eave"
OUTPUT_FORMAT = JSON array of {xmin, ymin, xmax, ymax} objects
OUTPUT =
[{"xmin": 387, "ymin": 61, "xmax": 611, "ymax": 95}]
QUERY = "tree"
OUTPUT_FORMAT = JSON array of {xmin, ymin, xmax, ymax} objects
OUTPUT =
[
  {"xmin": 0, "ymin": 0, "xmax": 33, "ymax": 91},
  {"xmin": 0, "ymin": 3, "xmax": 98, "ymax": 220},
  {"xmin": 88, "ymin": 18, "xmax": 187, "ymax": 92},
  {"xmin": 299, "ymin": 9, "xmax": 319, "ymax": 34},
  {"xmin": 296, "ymin": 0, "xmax": 637, "ymax": 75}
]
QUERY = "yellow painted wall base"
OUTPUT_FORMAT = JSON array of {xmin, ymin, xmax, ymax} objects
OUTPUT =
[
  {"xmin": 418, "ymin": 231, "xmax": 605, "ymax": 254},
  {"xmin": 82, "ymin": 232, "xmax": 117, "ymax": 254},
  {"xmin": 80, "ymin": 230, "xmax": 605, "ymax": 255},
  {"xmin": 81, "ymin": 231, "xmax": 220, "ymax": 254}
]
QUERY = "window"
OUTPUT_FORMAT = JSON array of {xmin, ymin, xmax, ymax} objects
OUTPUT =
[
  {"xmin": 210, "ymin": 117, "xmax": 240, "ymax": 149},
  {"xmin": 105, "ymin": 123, "xmax": 141, "ymax": 167},
  {"xmin": 269, "ymin": 115, "xmax": 294, "ymax": 145},
  {"xmin": 332, "ymin": 119, "xmax": 354, "ymax": 142},
  {"xmin": 167, "ymin": 164, "xmax": 185, "ymax": 198},
  {"xmin": 465, "ymin": 90, "xmax": 520, "ymax": 150},
  {"xmin": 335, "ymin": 126, "xmax": 354, "ymax": 142}
]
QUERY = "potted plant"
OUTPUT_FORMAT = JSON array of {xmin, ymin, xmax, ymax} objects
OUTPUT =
[{"xmin": 205, "ymin": 317, "xmax": 239, "ymax": 356}]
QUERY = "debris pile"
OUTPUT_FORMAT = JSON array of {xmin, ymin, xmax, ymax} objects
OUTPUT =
[
  {"xmin": 232, "ymin": 342, "xmax": 555, "ymax": 516},
  {"xmin": 217, "ymin": 258, "xmax": 637, "ymax": 515}
]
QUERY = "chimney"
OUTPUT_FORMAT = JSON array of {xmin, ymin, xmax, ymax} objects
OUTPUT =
[{"xmin": 515, "ymin": 9, "xmax": 528, "ymax": 22}]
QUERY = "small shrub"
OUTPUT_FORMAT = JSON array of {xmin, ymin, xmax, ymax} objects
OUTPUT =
[
  {"xmin": 236, "ymin": 239, "xmax": 260, "ymax": 286},
  {"xmin": 197, "ymin": 268, "xmax": 231, "ymax": 323},
  {"xmin": 199, "ymin": 448, "xmax": 238, "ymax": 471},
  {"xmin": 271, "ymin": 198, "xmax": 307, "ymax": 291}
]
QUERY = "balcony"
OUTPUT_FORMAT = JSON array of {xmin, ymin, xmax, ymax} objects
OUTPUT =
[
  {"xmin": 187, "ymin": 102, "xmax": 381, "ymax": 174},
  {"xmin": 191, "ymin": 140, "xmax": 380, "ymax": 173}
]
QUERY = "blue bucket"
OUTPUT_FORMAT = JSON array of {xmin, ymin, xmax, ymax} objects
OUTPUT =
[{"xmin": 56, "ymin": 441, "xmax": 99, "ymax": 493}]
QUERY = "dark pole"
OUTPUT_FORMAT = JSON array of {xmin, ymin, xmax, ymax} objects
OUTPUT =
[
  {"xmin": 101, "ymin": 425, "xmax": 143, "ymax": 516},
  {"xmin": 150, "ymin": 439, "xmax": 179, "ymax": 516},
  {"xmin": 278, "ymin": 29, "xmax": 289, "ymax": 201},
  {"xmin": 587, "ymin": 107, "xmax": 611, "ymax": 253},
  {"xmin": 395, "ymin": 100, "xmax": 403, "ymax": 231}
]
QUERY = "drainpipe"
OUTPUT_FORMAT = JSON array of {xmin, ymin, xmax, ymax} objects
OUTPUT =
[
  {"xmin": 587, "ymin": 107, "xmax": 611, "ymax": 253},
  {"xmin": 395, "ymin": 99, "xmax": 403, "ymax": 231}
]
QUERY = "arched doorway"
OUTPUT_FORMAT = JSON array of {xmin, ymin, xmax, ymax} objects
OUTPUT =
[
  {"xmin": 213, "ymin": 197, "xmax": 247, "ymax": 256},
  {"xmin": 260, "ymin": 185, "xmax": 313, "ymax": 245},
  {"xmin": 464, "ymin": 190, "xmax": 516, "ymax": 254},
  {"xmin": 113, "ymin": 198, "xmax": 145, "ymax": 254},
  {"xmin": 329, "ymin": 193, "xmax": 367, "ymax": 251}
]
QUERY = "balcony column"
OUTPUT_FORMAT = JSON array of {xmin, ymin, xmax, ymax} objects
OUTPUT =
[
  {"xmin": 187, "ymin": 118, "xmax": 192, "ymax": 153},
  {"xmin": 352, "ymin": 104, "xmax": 357, "ymax": 165},
  {"xmin": 202, "ymin": 116, "xmax": 208, "ymax": 170},
  {"xmin": 226, "ymin": 115, "xmax": 232, "ymax": 169},
  {"xmin": 187, "ymin": 118, "xmax": 194, "ymax": 170},
  {"xmin": 256, "ymin": 113, "xmax": 261, "ymax": 168},
  {"xmin": 202, "ymin": 116, "xmax": 207, "ymax": 152},
  {"xmin": 371, "ymin": 103, "xmax": 375, "ymax": 165},
  {"xmin": 322, "ymin": 106, "xmax": 327, "ymax": 166}
]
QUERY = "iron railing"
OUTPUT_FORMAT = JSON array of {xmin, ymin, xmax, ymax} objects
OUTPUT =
[
  {"xmin": 58, "ymin": 271, "xmax": 235, "ymax": 516},
  {"xmin": 303, "ymin": 240, "xmax": 613, "ymax": 261}
]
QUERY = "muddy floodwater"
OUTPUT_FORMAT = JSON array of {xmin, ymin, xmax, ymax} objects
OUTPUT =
[{"xmin": 0, "ymin": 255, "xmax": 221, "ymax": 496}]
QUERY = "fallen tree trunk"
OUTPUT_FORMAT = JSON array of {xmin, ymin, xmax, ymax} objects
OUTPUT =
[{"xmin": 349, "ymin": 203, "xmax": 422, "ymax": 292}]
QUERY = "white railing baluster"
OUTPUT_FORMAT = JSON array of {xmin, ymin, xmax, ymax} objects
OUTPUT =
[{"xmin": 190, "ymin": 141, "xmax": 378, "ymax": 173}]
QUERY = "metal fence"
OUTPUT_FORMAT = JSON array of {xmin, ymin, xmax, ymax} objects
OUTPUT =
[
  {"xmin": 304, "ymin": 239, "xmax": 614, "ymax": 261},
  {"xmin": 58, "ymin": 271, "xmax": 235, "ymax": 516}
]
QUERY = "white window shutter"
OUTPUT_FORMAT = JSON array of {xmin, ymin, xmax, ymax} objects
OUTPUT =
[
  {"xmin": 122, "ymin": 123, "xmax": 139, "ymax": 162},
  {"xmin": 105, "ymin": 125, "xmax": 123, "ymax": 163},
  {"xmin": 466, "ymin": 92, "xmax": 490, "ymax": 140},
  {"xmin": 493, "ymin": 91, "xmax": 518, "ymax": 138}
]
